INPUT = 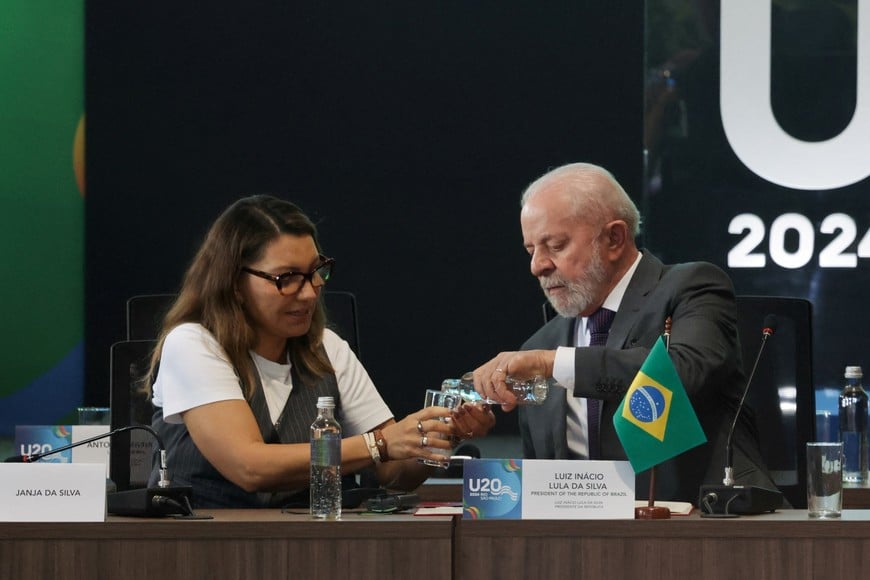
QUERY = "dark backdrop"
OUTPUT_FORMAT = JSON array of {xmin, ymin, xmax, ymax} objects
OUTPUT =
[{"xmin": 85, "ymin": 2, "xmax": 644, "ymax": 434}]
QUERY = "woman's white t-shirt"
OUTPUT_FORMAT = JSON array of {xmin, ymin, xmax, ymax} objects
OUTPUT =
[{"xmin": 151, "ymin": 323, "xmax": 393, "ymax": 436}]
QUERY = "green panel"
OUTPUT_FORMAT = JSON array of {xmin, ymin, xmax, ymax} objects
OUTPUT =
[{"xmin": 0, "ymin": 1, "xmax": 84, "ymax": 395}]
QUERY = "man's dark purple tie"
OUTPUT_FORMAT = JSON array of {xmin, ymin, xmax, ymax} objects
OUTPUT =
[{"xmin": 586, "ymin": 308, "xmax": 616, "ymax": 460}]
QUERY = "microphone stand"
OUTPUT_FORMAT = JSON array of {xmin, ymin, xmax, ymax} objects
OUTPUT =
[
  {"xmin": 698, "ymin": 315, "xmax": 783, "ymax": 517},
  {"xmin": 635, "ymin": 318, "xmax": 672, "ymax": 520},
  {"xmin": 8, "ymin": 426, "xmax": 167, "ymax": 483}
]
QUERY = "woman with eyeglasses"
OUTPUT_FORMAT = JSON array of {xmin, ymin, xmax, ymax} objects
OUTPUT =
[{"xmin": 144, "ymin": 194, "xmax": 494, "ymax": 507}]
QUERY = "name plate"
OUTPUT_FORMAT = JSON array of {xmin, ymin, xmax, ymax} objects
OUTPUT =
[
  {"xmin": 0, "ymin": 463, "xmax": 106, "ymax": 522},
  {"xmin": 14, "ymin": 425, "xmax": 111, "ymax": 477},
  {"xmin": 463, "ymin": 459, "xmax": 635, "ymax": 519}
]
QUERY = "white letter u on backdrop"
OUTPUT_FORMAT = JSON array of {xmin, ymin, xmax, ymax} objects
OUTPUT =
[{"xmin": 720, "ymin": 0, "xmax": 870, "ymax": 190}]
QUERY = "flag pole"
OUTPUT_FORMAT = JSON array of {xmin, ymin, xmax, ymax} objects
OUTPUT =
[{"xmin": 634, "ymin": 317, "xmax": 673, "ymax": 520}]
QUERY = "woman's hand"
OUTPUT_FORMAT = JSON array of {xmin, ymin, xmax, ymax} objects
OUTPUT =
[{"xmin": 380, "ymin": 406, "xmax": 455, "ymax": 464}]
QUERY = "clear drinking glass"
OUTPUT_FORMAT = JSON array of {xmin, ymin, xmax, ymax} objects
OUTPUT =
[
  {"xmin": 418, "ymin": 389, "xmax": 461, "ymax": 468},
  {"xmin": 806, "ymin": 441, "xmax": 843, "ymax": 519}
]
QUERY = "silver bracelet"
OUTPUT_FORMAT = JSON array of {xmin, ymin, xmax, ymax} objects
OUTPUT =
[{"xmin": 362, "ymin": 432, "xmax": 382, "ymax": 463}]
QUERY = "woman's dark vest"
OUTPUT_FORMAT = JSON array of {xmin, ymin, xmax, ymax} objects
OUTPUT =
[{"xmin": 149, "ymin": 358, "xmax": 341, "ymax": 508}]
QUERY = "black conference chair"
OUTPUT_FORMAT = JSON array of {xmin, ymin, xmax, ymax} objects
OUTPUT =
[
  {"xmin": 126, "ymin": 291, "xmax": 362, "ymax": 360},
  {"xmin": 735, "ymin": 295, "xmax": 814, "ymax": 509},
  {"xmin": 543, "ymin": 296, "xmax": 815, "ymax": 507},
  {"xmin": 322, "ymin": 290, "xmax": 362, "ymax": 361},
  {"xmin": 542, "ymin": 301, "xmax": 557, "ymax": 324},
  {"xmin": 109, "ymin": 339, "xmax": 158, "ymax": 491},
  {"xmin": 126, "ymin": 293, "xmax": 176, "ymax": 341}
]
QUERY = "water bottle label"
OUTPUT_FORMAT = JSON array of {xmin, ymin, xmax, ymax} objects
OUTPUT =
[{"xmin": 311, "ymin": 433, "xmax": 341, "ymax": 466}]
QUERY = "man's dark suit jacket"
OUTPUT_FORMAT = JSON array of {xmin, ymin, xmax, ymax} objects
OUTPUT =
[{"xmin": 519, "ymin": 252, "xmax": 779, "ymax": 503}]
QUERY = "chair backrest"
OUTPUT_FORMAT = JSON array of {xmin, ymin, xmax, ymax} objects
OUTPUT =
[
  {"xmin": 542, "ymin": 301, "xmax": 557, "ymax": 325},
  {"xmin": 323, "ymin": 290, "xmax": 362, "ymax": 361},
  {"xmin": 735, "ymin": 295, "xmax": 814, "ymax": 509},
  {"xmin": 126, "ymin": 294, "xmax": 176, "ymax": 340},
  {"xmin": 109, "ymin": 339, "xmax": 157, "ymax": 490}
]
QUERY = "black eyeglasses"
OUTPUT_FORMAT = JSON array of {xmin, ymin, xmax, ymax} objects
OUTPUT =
[{"xmin": 242, "ymin": 256, "xmax": 335, "ymax": 295}]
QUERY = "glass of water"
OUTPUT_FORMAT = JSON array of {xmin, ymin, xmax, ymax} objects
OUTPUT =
[
  {"xmin": 419, "ymin": 389, "xmax": 461, "ymax": 468},
  {"xmin": 806, "ymin": 441, "xmax": 843, "ymax": 518}
]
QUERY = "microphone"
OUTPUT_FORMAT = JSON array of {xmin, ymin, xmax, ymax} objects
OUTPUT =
[
  {"xmin": 699, "ymin": 314, "xmax": 784, "ymax": 517},
  {"xmin": 5, "ymin": 425, "xmax": 197, "ymax": 517}
]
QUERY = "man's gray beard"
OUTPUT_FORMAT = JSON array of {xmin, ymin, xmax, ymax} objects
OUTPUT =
[{"xmin": 541, "ymin": 251, "xmax": 607, "ymax": 318}]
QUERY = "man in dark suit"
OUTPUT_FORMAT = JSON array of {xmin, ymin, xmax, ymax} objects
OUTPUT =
[{"xmin": 473, "ymin": 162, "xmax": 777, "ymax": 503}]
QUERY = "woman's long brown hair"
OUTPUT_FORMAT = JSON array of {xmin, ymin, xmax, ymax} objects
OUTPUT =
[{"xmin": 145, "ymin": 195, "xmax": 333, "ymax": 399}]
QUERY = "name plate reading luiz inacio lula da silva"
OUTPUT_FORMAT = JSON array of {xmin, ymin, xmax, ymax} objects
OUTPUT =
[{"xmin": 463, "ymin": 459, "xmax": 635, "ymax": 519}]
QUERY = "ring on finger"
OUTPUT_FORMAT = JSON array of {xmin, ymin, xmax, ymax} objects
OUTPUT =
[
  {"xmin": 417, "ymin": 420, "xmax": 424, "ymax": 434},
  {"xmin": 421, "ymin": 435, "xmax": 429, "ymax": 447}
]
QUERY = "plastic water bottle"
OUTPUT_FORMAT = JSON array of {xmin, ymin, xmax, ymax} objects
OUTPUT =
[
  {"xmin": 839, "ymin": 366, "xmax": 869, "ymax": 484},
  {"xmin": 441, "ymin": 372, "xmax": 552, "ymax": 405},
  {"xmin": 310, "ymin": 396, "xmax": 342, "ymax": 519}
]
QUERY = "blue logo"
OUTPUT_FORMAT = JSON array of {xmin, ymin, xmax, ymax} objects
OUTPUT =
[
  {"xmin": 628, "ymin": 385, "xmax": 666, "ymax": 423},
  {"xmin": 463, "ymin": 459, "xmax": 523, "ymax": 519},
  {"xmin": 467, "ymin": 478, "xmax": 519, "ymax": 501}
]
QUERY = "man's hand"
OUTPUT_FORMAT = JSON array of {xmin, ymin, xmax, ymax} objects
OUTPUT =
[
  {"xmin": 471, "ymin": 350, "xmax": 556, "ymax": 412},
  {"xmin": 450, "ymin": 403, "xmax": 496, "ymax": 440}
]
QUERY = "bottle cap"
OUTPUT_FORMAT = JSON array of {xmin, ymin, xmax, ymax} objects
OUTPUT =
[
  {"xmin": 317, "ymin": 396, "xmax": 336, "ymax": 408},
  {"xmin": 845, "ymin": 366, "xmax": 863, "ymax": 379}
]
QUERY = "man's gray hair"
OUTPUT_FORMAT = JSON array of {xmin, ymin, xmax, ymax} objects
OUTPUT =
[{"xmin": 520, "ymin": 162, "xmax": 642, "ymax": 237}]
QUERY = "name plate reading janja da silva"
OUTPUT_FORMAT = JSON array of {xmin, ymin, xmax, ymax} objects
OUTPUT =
[
  {"xmin": 463, "ymin": 459, "xmax": 635, "ymax": 519},
  {"xmin": 0, "ymin": 463, "xmax": 106, "ymax": 522}
]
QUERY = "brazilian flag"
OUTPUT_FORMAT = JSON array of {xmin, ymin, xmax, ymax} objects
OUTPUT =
[{"xmin": 612, "ymin": 336, "xmax": 706, "ymax": 473}]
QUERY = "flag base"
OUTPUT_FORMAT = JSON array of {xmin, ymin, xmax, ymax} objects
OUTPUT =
[
  {"xmin": 635, "ymin": 505, "xmax": 670, "ymax": 519},
  {"xmin": 635, "ymin": 465, "xmax": 670, "ymax": 519}
]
